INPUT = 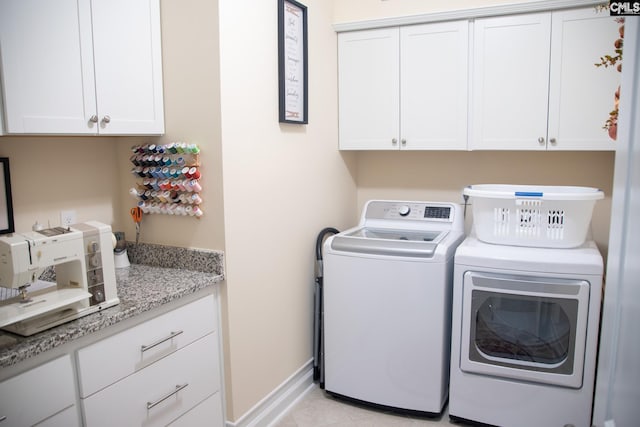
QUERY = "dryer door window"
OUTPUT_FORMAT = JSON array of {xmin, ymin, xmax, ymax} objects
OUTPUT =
[
  {"xmin": 472, "ymin": 292, "xmax": 577, "ymax": 370},
  {"xmin": 460, "ymin": 271, "xmax": 590, "ymax": 389}
]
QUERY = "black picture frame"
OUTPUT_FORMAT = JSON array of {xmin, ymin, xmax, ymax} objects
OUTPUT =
[
  {"xmin": 0, "ymin": 158, "xmax": 14, "ymax": 235},
  {"xmin": 278, "ymin": 0, "xmax": 308, "ymax": 124}
]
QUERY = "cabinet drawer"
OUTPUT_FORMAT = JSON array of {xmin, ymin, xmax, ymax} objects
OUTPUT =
[
  {"xmin": 0, "ymin": 356, "xmax": 76, "ymax": 426},
  {"xmin": 168, "ymin": 391, "xmax": 224, "ymax": 427},
  {"xmin": 37, "ymin": 406, "xmax": 80, "ymax": 427},
  {"xmin": 77, "ymin": 295, "xmax": 217, "ymax": 397},
  {"xmin": 83, "ymin": 332, "xmax": 220, "ymax": 427}
]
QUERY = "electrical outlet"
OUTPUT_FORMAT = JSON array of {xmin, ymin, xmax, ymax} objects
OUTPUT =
[{"xmin": 60, "ymin": 210, "xmax": 77, "ymax": 227}]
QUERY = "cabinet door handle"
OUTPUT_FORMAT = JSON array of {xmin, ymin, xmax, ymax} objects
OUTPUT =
[
  {"xmin": 141, "ymin": 330, "xmax": 184, "ymax": 353},
  {"xmin": 549, "ymin": 138, "xmax": 557, "ymax": 144},
  {"xmin": 147, "ymin": 383, "xmax": 189, "ymax": 410},
  {"xmin": 537, "ymin": 137, "xmax": 545, "ymax": 144},
  {"xmin": 101, "ymin": 115, "xmax": 111, "ymax": 124},
  {"xmin": 0, "ymin": 415, "xmax": 7, "ymax": 423},
  {"xmin": 392, "ymin": 138, "xmax": 398, "ymax": 145},
  {"xmin": 401, "ymin": 139, "xmax": 406, "ymax": 146},
  {"xmin": 89, "ymin": 115, "xmax": 99, "ymax": 123}
]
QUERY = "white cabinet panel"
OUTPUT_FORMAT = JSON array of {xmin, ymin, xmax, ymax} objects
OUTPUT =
[
  {"xmin": 472, "ymin": 8, "xmax": 621, "ymax": 150},
  {"xmin": 401, "ymin": 21, "xmax": 468, "ymax": 150},
  {"xmin": 91, "ymin": 0, "xmax": 165, "ymax": 135},
  {"xmin": 168, "ymin": 392, "xmax": 224, "ymax": 427},
  {"xmin": 471, "ymin": 13, "xmax": 551, "ymax": 150},
  {"xmin": 83, "ymin": 332, "xmax": 221, "ymax": 427},
  {"xmin": 0, "ymin": 0, "xmax": 96, "ymax": 134},
  {"xmin": 77, "ymin": 296, "xmax": 217, "ymax": 397},
  {"xmin": 338, "ymin": 22, "xmax": 469, "ymax": 151},
  {"xmin": 0, "ymin": 356, "xmax": 77, "ymax": 427},
  {"xmin": 548, "ymin": 8, "xmax": 621, "ymax": 150},
  {"xmin": 35, "ymin": 406, "xmax": 80, "ymax": 427},
  {"xmin": 338, "ymin": 28, "xmax": 400, "ymax": 150},
  {"xmin": 0, "ymin": 0, "xmax": 164, "ymax": 135}
]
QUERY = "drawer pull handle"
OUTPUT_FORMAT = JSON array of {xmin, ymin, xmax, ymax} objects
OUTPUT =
[
  {"xmin": 147, "ymin": 383, "xmax": 189, "ymax": 410},
  {"xmin": 0, "ymin": 416, "xmax": 6, "ymax": 423},
  {"xmin": 141, "ymin": 330, "xmax": 184, "ymax": 353}
]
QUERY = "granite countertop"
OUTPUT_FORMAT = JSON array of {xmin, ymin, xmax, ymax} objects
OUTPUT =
[{"xmin": 0, "ymin": 243, "xmax": 224, "ymax": 369}]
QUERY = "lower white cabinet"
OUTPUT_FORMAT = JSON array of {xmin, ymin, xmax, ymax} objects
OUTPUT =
[
  {"xmin": 168, "ymin": 392, "xmax": 224, "ymax": 427},
  {"xmin": 82, "ymin": 332, "xmax": 221, "ymax": 426},
  {"xmin": 77, "ymin": 295, "xmax": 224, "ymax": 426},
  {"xmin": 0, "ymin": 356, "xmax": 79, "ymax": 426},
  {"xmin": 37, "ymin": 406, "xmax": 80, "ymax": 427},
  {"xmin": 76, "ymin": 296, "xmax": 218, "ymax": 397},
  {"xmin": 0, "ymin": 293, "xmax": 224, "ymax": 427}
]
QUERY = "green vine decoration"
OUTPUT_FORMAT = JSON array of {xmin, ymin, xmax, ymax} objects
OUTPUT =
[{"xmin": 595, "ymin": 4, "xmax": 624, "ymax": 140}]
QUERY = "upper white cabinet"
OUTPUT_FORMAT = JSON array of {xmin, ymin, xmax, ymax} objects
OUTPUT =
[
  {"xmin": 471, "ymin": 13, "xmax": 551, "ymax": 150},
  {"xmin": 0, "ymin": 0, "xmax": 164, "ymax": 135},
  {"xmin": 471, "ymin": 8, "xmax": 621, "ymax": 150},
  {"xmin": 338, "ymin": 27, "xmax": 399, "ymax": 150},
  {"xmin": 547, "ymin": 8, "xmax": 621, "ymax": 150},
  {"xmin": 401, "ymin": 22, "xmax": 469, "ymax": 150},
  {"xmin": 338, "ymin": 21, "xmax": 469, "ymax": 150}
]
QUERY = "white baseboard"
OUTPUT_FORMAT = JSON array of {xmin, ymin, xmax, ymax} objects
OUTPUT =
[{"xmin": 226, "ymin": 359, "xmax": 315, "ymax": 427}]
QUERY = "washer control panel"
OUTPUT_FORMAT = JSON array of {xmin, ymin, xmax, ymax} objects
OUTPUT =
[{"xmin": 364, "ymin": 201, "xmax": 454, "ymax": 222}]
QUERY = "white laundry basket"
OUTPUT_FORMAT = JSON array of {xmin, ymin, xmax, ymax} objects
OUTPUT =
[{"xmin": 464, "ymin": 184, "xmax": 604, "ymax": 248}]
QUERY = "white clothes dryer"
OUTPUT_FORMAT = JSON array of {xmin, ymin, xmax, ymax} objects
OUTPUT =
[
  {"xmin": 449, "ymin": 236, "xmax": 603, "ymax": 427},
  {"xmin": 323, "ymin": 200, "xmax": 464, "ymax": 415}
]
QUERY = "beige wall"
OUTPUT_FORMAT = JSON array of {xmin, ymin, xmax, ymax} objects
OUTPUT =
[
  {"xmin": 0, "ymin": 137, "xmax": 120, "ymax": 231},
  {"xmin": 218, "ymin": 0, "xmax": 356, "ymax": 420},
  {"xmin": 115, "ymin": 0, "xmax": 225, "ymax": 250},
  {"xmin": 356, "ymin": 151, "xmax": 614, "ymax": 256}
]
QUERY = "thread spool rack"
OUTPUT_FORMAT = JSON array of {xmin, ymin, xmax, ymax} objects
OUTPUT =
[{"xmin": 129, "ymin": 142, "xmax": 203, "ymax": 217}]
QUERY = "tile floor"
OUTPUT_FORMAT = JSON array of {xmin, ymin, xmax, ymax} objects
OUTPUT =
[{"xmin": 273, "ymin": 385, "xmax": 468, "ymax": 427}]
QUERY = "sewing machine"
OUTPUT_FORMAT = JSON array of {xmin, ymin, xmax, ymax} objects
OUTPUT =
[{"xmin": 0, "ymin": 221, "xmax": 119, "ymax": 336}]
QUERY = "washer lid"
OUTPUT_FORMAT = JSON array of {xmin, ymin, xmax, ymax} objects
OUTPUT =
[{"xmin": 331, "ymin": 228, "xmax": 448, "ymax": 258}]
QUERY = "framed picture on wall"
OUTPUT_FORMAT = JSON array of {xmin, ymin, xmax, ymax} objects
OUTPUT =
[
  {"xmin": 278, "ymin": 0, "xmax": 308, "ymax": 124},
  {"xmin": 0, "ymin": 158, "xmax": 14, "ymax": 235}
]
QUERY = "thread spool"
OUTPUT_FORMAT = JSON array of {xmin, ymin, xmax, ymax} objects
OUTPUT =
[
  {"xmin": 189, "ymin": 180, "xmax": 202, "ymax": 192},
  {"xmin": 188, "ymin": 167, "xmax": 200, "ymax": 179}
]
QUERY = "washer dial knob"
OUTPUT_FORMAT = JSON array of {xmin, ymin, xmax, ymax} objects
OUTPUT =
[{"xmin": 398, "ymin": 205, "xmax": 411, "ymax": 216}]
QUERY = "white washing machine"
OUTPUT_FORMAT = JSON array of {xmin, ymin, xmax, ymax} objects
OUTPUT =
[
  {"xmin": 449, "ymin": 236, "xmax": 603, "ymax": 427},
  {"xmin": 323, "ymin": 200, "xmax": 464, "ymax": 415}
]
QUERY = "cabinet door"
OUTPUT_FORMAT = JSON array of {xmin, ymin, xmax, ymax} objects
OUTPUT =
[
  {"xmin": 0, "ymin": 0, "xmax": 96, "ymax": 134},
  {"xmin": 91, "ymin": 0, "xmax": 165, "ymax": 135},
  {"xmin": 0, "ymin": 356, "xmax": 77, "ymax": 426},
  {"xmin": 471, "ymin": 13, "xmax": 551, "ymax": 150},
  {"xmin": 400, "ymin": 21, "xmax": 468, "ymax": 150},
  {"xmin": 338, "ymin": 28, "xmax": 400, "ymax": 150},
  {"xmin": 547, "ymin": 8, "xmax": 621, "ymax": 150}
]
